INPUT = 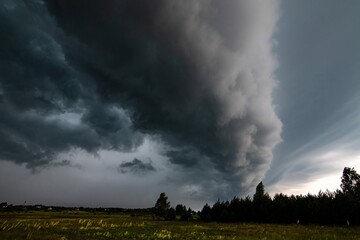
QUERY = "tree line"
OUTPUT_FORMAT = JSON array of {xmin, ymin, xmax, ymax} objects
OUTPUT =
[
  {"xmin": 155, "ymin": 167, "xmax": 360, "ymax": 225},
  {"xmin": 154, "ymin": 193, "xmax": 195, "ymax": 221}
]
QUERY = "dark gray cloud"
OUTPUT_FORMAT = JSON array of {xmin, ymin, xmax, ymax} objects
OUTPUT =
[
  {"xmin": 0, "ymin": 0, "xmax": 144, "ymax": 168},
  {"xmin": 118, "ymin": 158, "xmax": 156, "ymax": 175},
  {"xmin": 0, "ymin": 0, "xmax": 281, "ymax": 199}
]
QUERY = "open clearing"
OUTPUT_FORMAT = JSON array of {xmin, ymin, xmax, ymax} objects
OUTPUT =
[{"xmin": 1, "ymin": 212, "xmax": 360, "ymax": 240}]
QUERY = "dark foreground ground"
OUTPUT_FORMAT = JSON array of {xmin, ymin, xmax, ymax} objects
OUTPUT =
[{"xmin": 1, "ymin": 211, "xmax": 360, "ymax": 240}]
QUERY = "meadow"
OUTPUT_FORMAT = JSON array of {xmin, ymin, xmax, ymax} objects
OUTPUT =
[{"xmin": 1, "ymin": 211, "xmax": 360, "ymax": 240}]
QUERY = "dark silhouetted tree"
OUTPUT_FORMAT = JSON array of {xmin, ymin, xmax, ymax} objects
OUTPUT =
[
  {"xmin": 341, "ymin": 167, "xmax": 360, "ymax": 197},
  {"xmin": 166, "ymin": 207, "xmax": 176, "ymax": 220},
  {"xmin": 200, "ymin": 203, "xmax": 212, "ymax": 221},
  {"xmin": 253, "ymin": 181, "xmax": 271, "ymax": 222},
  {"xmin": 175, "ymin": 204, "xmax": 186, "ymax": 216},
  {"xmin": 253, "ymin": 182, "xmax": 265, "ymax": 201},
  {"xmin": 154, "ymin": 192, "xmax": 170, "ymax": 218}
]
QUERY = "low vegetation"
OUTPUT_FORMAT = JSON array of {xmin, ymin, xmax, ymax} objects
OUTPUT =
[{"xmin": 1, "ymin": 212, "xmax": 360, "ymax": 240}]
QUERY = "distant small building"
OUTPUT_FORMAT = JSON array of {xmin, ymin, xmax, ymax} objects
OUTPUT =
[{"xmin": 47, "ymin": 207, "xmax": 53, "ymax": 211}]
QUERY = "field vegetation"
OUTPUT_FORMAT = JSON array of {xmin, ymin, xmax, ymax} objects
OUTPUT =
[{"xmin": 1, "ymin": 211, "xmax": 360, "ymax": 240}]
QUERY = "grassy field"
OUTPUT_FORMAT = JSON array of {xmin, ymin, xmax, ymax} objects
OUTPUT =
[{"xmin": 1, "ymin": 212, "xmax": 360, "ymax": 240}]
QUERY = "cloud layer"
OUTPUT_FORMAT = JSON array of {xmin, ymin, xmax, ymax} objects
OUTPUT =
[{"xmin": 0, "ymin": 0, "xmax": 281, "ymax": 199}]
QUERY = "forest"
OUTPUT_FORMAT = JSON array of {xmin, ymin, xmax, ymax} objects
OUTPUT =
[{"xmin": 154, "ymin": 167, "xmax": 360, "ymax": 225}]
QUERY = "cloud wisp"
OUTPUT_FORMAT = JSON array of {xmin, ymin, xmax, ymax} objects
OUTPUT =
[
  {"xmin": 0, "ymin": 0, "xmax": 281, "ymax": 200},
  {"xmin": 267, "ymin": 96, "xmax": 360, "ymax": 195}
]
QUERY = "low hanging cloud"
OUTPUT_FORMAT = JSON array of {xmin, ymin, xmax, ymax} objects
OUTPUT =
[
  {"xmin": 118, "ymin": 158, "xmax": 156, "ymax": 175},
  {"xmin": 0, "ymin": 0, "xmax": 282, "ymax": 199}
]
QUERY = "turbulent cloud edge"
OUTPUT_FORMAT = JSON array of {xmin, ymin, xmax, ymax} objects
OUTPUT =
[{"xmin": 0, "ymin": 0, "xmax": 282, "ymax": 199}]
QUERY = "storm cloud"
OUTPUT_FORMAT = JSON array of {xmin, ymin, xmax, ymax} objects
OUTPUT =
[
  {"xmin": 0, "ymin": 0, "xmax": 281, "ymax": 199},
  {"xmin": 118, "ymin": 158, "xmax": 156, "ymax": 175},
  {"xmin": 0, "ymin": 0, "xmax": 144, "ymax": 168}
]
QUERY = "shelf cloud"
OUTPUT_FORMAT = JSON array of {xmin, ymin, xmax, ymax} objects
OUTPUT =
[{"xmin": 0, "ymin": 0, "xmax": 281, "ymax": 200}]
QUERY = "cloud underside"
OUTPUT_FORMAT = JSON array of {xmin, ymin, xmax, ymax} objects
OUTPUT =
[
  {"xmin": 118, "ymin": 158, "xmax": 156, "ymax": 175},
  {"xmin": 0, "ymin": 0, "xmax": 281, "ymax": 198}
]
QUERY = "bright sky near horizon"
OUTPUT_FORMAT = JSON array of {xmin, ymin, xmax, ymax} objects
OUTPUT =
[
  {"xmin": 266, "ymin": 0, "xmax": 360, "ymax": 196},
  {"xmin": 0, "ymin": 0, "xmax": 359, "ymax": 209}
]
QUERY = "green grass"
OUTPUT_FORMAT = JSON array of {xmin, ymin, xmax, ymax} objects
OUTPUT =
[{"xmin": 1, "ymin": 212, "xmax": 359, "ymax": 239}]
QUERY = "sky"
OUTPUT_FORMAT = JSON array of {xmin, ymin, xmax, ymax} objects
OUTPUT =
[{"xmin": 0, "ymin": 0, "xmax": 359, "ymax": 209}]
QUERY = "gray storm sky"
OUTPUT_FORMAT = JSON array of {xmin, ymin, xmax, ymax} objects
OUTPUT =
[
  {"xmin": 266, "ymin": 0, "xmax": 360, "ymax": 195},
  {"xmin": 0, "ymin": 0, "xmax": 359, "ymax": 209}
]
